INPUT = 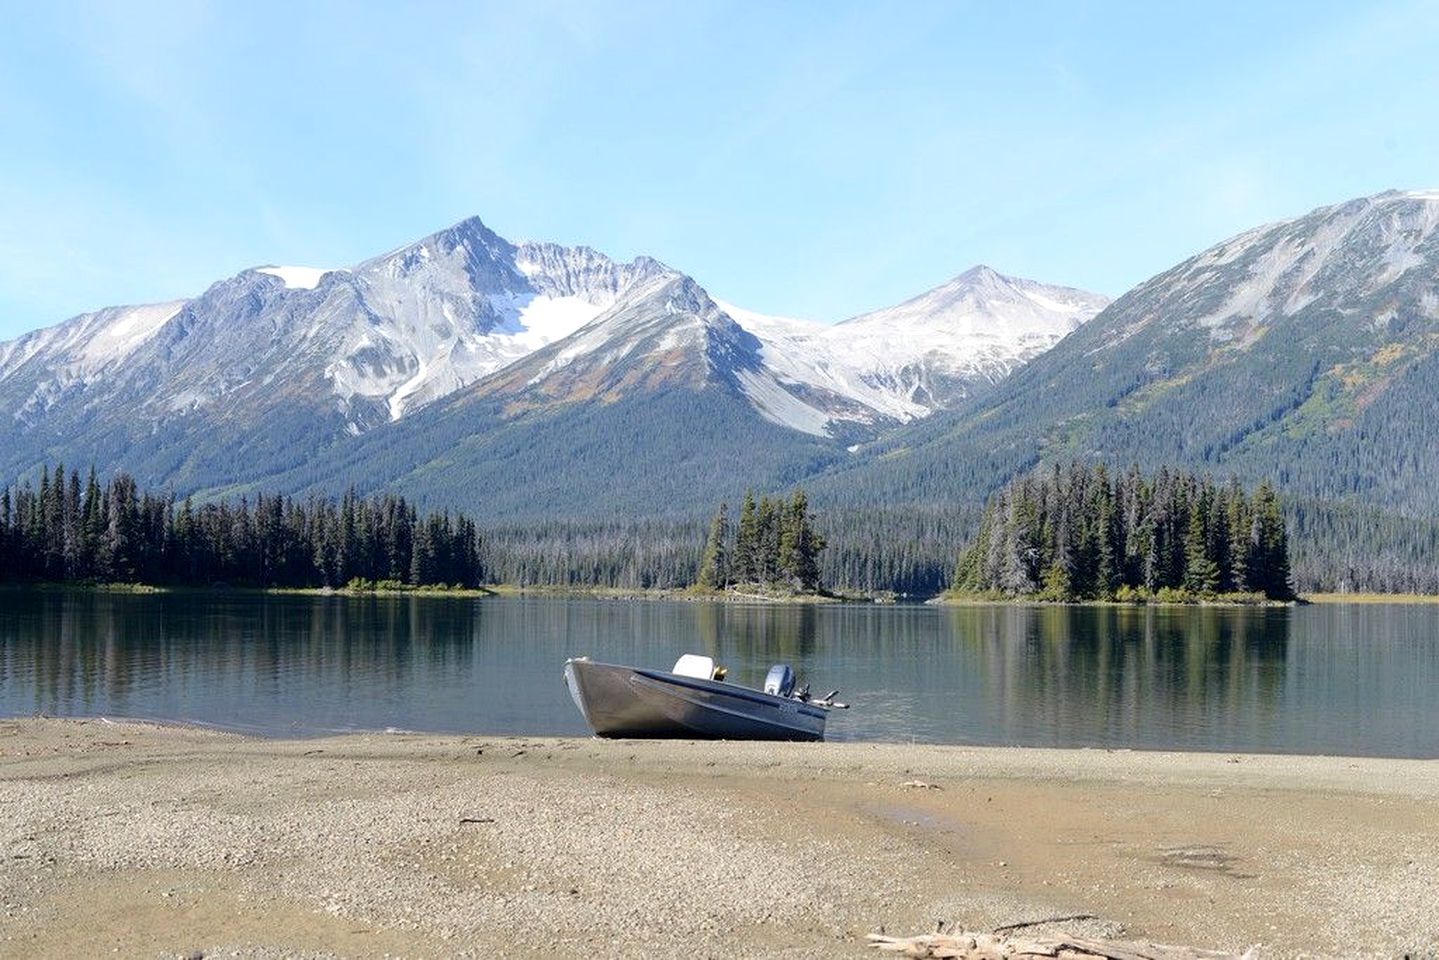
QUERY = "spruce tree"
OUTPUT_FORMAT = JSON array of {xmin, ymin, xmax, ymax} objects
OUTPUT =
[
  {"xmin": 409, "ymin": 517, "xmax": 434, "ymax": 585},
  {"xmin": 756, "ymin": 496, "xmax": 780, "ymax": 585},
  {"xmin": 1183, "ymin": 500, "xmax": 1220, "ymax": 594},
  {"xmin": 1040, "ymin": 561, "xmax": 1073, "ymax": 601},
  {"xmin": 734, "ymin": 490, "xmax": 758, "ymax": 584},
  {"xmin": 1253, "ymin": 482, "xmax": 1293, "ymax": 600},
  {"xmin": 0, "ymin": 487, "xmax": 10, "ymax": 581},
  {"xmin": 778, "ymin": 488, "xmax": 825, "ymax": 592},
  {"xmin": 1225, "ymin": 483, "xmax": 1251, "ymax": 592}
]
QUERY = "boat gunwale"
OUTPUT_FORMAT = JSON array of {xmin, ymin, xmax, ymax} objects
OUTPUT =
[{"xmin": 629, "ymin": 667, "xmax": 831, "ymax": 720}]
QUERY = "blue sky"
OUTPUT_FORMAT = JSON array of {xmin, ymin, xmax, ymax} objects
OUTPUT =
[{"xmin": 2, "ymin": 0, "xmax": 1438, "ymax": 339}]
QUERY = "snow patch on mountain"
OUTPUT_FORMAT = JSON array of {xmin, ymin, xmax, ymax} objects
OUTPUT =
[
  {"xmin": 0, "ymin": 300, "xmax": 188, "ymax": 393},
  {"xmin": 257, "ymin": 265, "xmax": 333, "ymax": 289},
  {"xmin": 368, "ymin": 293, "xmax": 610, "ymax": 419},
  {"xmin": 76, "ymin": 301, "xmax": 187, "ymax": 368},
  {"xmin": 488, "ymin": 292, "xmax": 608, "ymax": 349},
  {"xmin": 525, "ymin": 272, "xmax": 685, "ymax": 382}
]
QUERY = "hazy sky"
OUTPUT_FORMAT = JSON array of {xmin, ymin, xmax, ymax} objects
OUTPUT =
[{"xmin": 2, "ymin": 0, "xmax": 1438, "ymax": 338}]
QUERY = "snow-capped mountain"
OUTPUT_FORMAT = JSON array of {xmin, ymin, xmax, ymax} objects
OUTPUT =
[
  {"xmin": 327, "ymin": 224, "xmax": 669, "ymax": 420},
  {"xmin": 0, "ymin": 218, "xmax": 674, "ymax": 490},
  {"xmin": 397, "ymin": 261, "xmax": 1103, "ymax": 439},
  {"xmin": 0, "ymin": 217, "xmax": 665, "ymax": 431},
  {"xmin": 725, "ymin": 266, "xmax": 1109, "ymax": 427},
  {"xmin": 0, "ymin": 214, "xmax": 1104, "ymax": 498}
]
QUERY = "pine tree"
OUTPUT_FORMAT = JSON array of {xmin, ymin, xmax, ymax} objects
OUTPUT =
[
  {"xmin": 409, "ymin": 517, "xmax": 434, "ymax": 585},
  {"xmin": 81, "ymin": 468, "xmax": 103, "ymax": 579},
  {"xmin": 999, "ymin": 490, "xmax": 1041, "ymax": 594},
  {"xmin": 755, "ymin": 496, "xmax": 780, "ymax": 585},
  {"xmin": 696, "ymin": 503, "xmax": 730, "ymax": 590},
  {"xmin": 0, "ymin": 487, "xmax": 10, "ymax": 581},
  {"xmin": 62, "ymin": 468, "xmax": 81, "ymax": 579}
]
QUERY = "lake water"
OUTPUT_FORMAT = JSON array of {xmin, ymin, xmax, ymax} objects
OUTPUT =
[{"xmin": 1, "ymin": 588, "xmax": 1435, "ymax": 757}]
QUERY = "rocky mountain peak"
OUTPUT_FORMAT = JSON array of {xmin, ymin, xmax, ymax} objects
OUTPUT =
[{"xmin": 1108, "ymin": 188, "xmax": 1439, "ymax": 351}]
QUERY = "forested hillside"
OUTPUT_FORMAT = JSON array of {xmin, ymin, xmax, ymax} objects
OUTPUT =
[
  {"xmin": 472, "ymin": 503, "xmax": 971, "ymax": 597},
  {"xmin": 247, "ymin": 387, "xmax": 848, "ymax": 522}
]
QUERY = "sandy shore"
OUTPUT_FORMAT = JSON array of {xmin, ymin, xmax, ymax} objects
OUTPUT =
[{"xmin": 2, "ymin": 719, "xmax": 1436, "ymax": 959}]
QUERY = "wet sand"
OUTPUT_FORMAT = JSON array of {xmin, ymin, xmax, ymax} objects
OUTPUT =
[{"xmin": 2, "ymin": 718, "xmax": 1436, "ymax": 959}]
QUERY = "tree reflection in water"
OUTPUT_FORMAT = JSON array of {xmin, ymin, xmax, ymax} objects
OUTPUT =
[{"xmin": 1, "ymin": 589, "xmax": 1434, "ymax": 757}]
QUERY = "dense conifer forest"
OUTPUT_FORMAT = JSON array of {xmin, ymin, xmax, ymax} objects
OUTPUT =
[
  {"xmin": 0, "ymin": 464, "xmax": 482, "ymax": 588},
  {"xmin": 952, "ymin": 463, "xmax": 1294, "ymax": 601},
  {"xmin": 1286, "ymin": 499, "xmax": 1439, "ymax": 594},
  {"xmin": 1, "ymin": 461, "xmax": 1414, "ymax": 600},
  {"xmin": 695, "ymin": 489, "xmax": 827, "ymax": 593}
]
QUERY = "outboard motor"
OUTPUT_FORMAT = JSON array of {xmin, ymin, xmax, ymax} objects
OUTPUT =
[{"xmin": 763, "ymin": 664, "xmax": 796, "ymax": 697}]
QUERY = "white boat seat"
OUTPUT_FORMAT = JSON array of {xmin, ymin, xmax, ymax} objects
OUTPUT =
[{"xmin": 672, "ymin": 654, "xmax": 715, "ymax": 679}]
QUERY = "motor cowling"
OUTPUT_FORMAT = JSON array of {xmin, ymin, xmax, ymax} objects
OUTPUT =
[{"xmin": 763, "ymin": 664, "xmax": 796, "ymax": 697}]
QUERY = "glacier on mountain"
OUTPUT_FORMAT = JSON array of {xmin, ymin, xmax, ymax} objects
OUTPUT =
[{"xmin": 720, "ymin": 266, "xmax": 1110, "ymax": 430}]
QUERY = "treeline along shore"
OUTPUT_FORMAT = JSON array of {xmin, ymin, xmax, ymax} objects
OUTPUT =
[
  {"xmin": 0, "ymin": 465, "xmax": 483, "ymax": 589},
  {"xmin": 952, "ymin": 462, "xmax": 1295, "ymax": 602},
  {"xmin": 0, "ymin": 459, "xmax": 1409, "ymax": 601}
]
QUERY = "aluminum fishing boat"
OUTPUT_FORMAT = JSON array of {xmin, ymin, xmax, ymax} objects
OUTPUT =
[{"xmin": 563, "ymin": 654, "xmax": 847, "ymax": 741}]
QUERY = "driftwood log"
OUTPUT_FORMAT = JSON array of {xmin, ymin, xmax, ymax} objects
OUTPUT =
[{"xmin": 868, "ymin": 929, "xmax": 1255, "ymax": 960}]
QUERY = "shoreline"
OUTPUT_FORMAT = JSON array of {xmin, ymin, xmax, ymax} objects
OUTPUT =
[
  {"xmin": 4, "ymin": 581, "xmax": 868, "ymax": 604},
  {"xmin": 931, "ymin": 595, "xmax": 1298, "ymax": 608},
  {"xmin": 10, "ymin": 711, "xmax": 1439, "ymax": 762},
  {"xmin": 3, "ymin": 718, "xmax": 1437, "ymax": 959},
  {"xmin": 1303, "ymin": 591, "xmax": 1439, "ymax": 603},
  {"xmin": 10, "ymin": 581, "xmax": 1439, "ymax": 607}
]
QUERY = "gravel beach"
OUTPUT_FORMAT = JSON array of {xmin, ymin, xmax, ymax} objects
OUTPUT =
[{"xmin": 1, "ymin": 718, "xmax": 1436, "ymax": 959}]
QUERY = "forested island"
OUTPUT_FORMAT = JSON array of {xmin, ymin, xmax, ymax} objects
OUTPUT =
[{"xmin": 950, "ymin": 463, "xmax": 1294, "ymax": 602}]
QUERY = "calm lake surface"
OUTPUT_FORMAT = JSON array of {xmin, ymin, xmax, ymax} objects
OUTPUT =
[{"xmin": 1, "ymin": 588, "xmax": 1436, "ymax": 757}]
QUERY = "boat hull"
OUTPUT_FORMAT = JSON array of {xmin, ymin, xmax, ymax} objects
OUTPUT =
[{"xmin": 564, "ymin": 659, "xmax": 827, "ymax": 741}]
